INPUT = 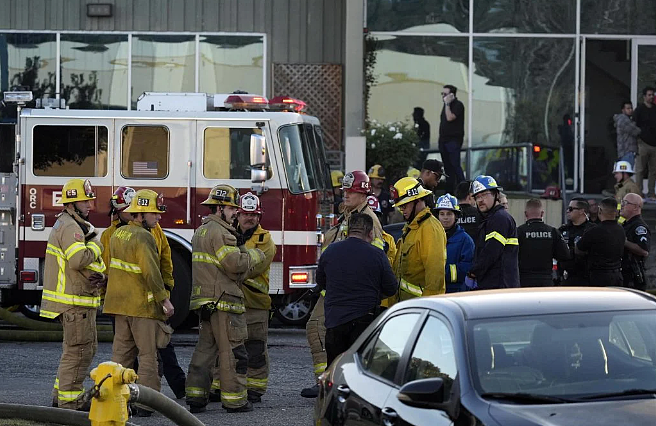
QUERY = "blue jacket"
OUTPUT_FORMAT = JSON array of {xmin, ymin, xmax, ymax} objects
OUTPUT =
[
  {"xmin": 445, "ymin": 225, "xmax": 475, "ymax": 293},
  {"xmin": 470, "ymin": 204, "xmax": 520, "ymax": 289}
]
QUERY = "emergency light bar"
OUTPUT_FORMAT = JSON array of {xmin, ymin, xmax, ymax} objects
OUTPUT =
[
  {"xmin": 224, "ymin": 94, "xmax": 269, "ymax": 110},
  {"xmin": 269, "ymin": 96, "xmax": 307, "ymax": 113},
  {"xmin": 3, "ymin": 91, "xmax": 33, "ymax": 103}
]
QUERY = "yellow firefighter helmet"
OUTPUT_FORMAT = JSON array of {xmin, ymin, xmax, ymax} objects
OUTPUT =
[
  {"xmin": 124, "ymin": 189, "xmax": 167, "ymax": 214},
  {"xmin": 391, "ymin": 177, "xmax": 433, "ymax": 207},
  {"xmin": 201, "ymin": 184, "xmax": 240, "ymax": 207},
  {"xmin": 59, "ymin": 179, "xmax": 96, "ymax": 204}
]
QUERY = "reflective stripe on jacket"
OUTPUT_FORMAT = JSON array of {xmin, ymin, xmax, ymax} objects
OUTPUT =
[
  {"xmin": 471, "ymin": 204, "xmax": 520, "ymax": 289},
  {"xmin": 190, "ymin": 215, "xmax": 265, "ymax": 313},
  {"xmin": 393, "ymin": 207, "xmax": 446, "ymax": 302},
  {"xmin": 102, "ymin": 222, "xmax": 169, "ymax": 320},
  {"xmin": 242, "ymin": 225, "xmax": 276, "ymax": 310},
  {"xmin": 41, "ymin": 211, "xmax": 105, "ymax": 319}
]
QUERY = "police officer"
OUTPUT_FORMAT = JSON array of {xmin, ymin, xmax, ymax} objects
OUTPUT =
[
  {"xmin": 391, "ymin": 177, "xmax": 446, "ymax": 300},
  {"xmin": 368, "ymin": 164, "xmax": 393, "ymax": 225},
  {"xmin": 576, "ymin": 197, "xmax": 626, "ymax": 287},
  {"xmin": 103, "ymin": 189, "xmax": 174, "ymax": 417},
  {"xmin": 419, "ymin": 159, "xmax": 448, "ymax": 209},
  {"xmin": 517, "ymin": 198, "xmax": 570, "ymax": 287},
  {"xmin": 468, "ymin": 175, "xmax": 520, "ymax": 289},
  {"xmin": 435, "ymin": 194, "xmax": 475, "ymax": 293},
  {"xmin": 185, "ymin": 185, "xmax": 265, "ymax": 413},
  {"xmin": 42, "ymin": 179, "xmax": 105, "ymax": 411},
  {"xmin": 620, "ymin": 193, "xmax": 651, "ymax": 290},
  {"xmin": 454, "ymin": 180, "xmax": 480, "ymax": 240},
  {"xmin": 559, "ymin": 198, "xmax": 596, "ymax": 286}
]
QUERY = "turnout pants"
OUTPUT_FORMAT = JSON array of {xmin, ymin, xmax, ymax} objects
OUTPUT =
[
  {"xmin": 305, "ymin": 295, "xmax": 327, "ymax": 380},
  {"xmin": 112, "ymin": 315, "xmax": 171, "ymax": 393},
  {"xmin": 210, "ymin": 308, "xmax": 270, "ymax": 397},
  {"xmin": 52, "ymin": 307, "xmax": 97, "ymax": 410},
  {"xmin": 186, "ymin": 306, "xmax": 249, "ymax": 409}
]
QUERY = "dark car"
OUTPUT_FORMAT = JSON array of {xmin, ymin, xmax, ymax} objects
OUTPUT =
[
  {"xmin": 314, "ymin": 288, "xmax": 656, "ymax": 426},
  {"xmin": 383, "ymin": 222, "xmax": 404, "ymax": 243}
]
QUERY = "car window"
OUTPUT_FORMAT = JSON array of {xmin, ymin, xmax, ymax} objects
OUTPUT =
[
  {"xmin": 610, "ymin": 319, "xmax": 652, "ymax": 361},
  {"xmin": 360, "ymin": 313, "xmax": 420, "ymax": 383},
  {"xmin": 33, "ymin": 125, "xmax": 108, "ymax": 177},
  {"xmin": 121, "ymin": 125, "xmax": 169, "ymax": 179},
  {"xmin": 203, "ymin": 127, "xmax": 265, "ymax": 179},
  {"xmin": 405, "ymin": 316, "xmax": 457, "ymax": 396}
]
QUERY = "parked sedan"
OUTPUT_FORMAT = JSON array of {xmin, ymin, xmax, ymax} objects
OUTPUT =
[{"xmin": 314, "ymin": 288, "xmax": 656, "ymax": 426}]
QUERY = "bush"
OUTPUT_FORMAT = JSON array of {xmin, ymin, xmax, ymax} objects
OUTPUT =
[{"xmin": 364, "ymin": 120, "xmax": 419, "ymax": 184}]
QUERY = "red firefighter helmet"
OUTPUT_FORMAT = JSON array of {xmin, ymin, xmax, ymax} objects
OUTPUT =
[
  {"xmin": 238, "ymin": 192, "xmax": 263, "ymax": 214},
  {"xmin": 366, "ymin": 195, "xmax": 381, "ymax": 213},
  {"xmin": 111, "ymin": 186, "xmax": 136, "ymax": 211},
  {"xmin": 341, "ymin": 170, "xmax": 371, "ymax": 194}
]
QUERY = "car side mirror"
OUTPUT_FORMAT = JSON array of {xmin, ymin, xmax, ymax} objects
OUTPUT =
[
  {"xmin": 397, "ymin": 378, "xmax": 446, "ymax": 409},
  {"xmin": 250, "ymin": 134, "xmax": 266, "ymax": 167}
]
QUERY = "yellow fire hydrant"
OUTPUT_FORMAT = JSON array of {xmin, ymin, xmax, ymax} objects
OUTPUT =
[{"xmin": 88, "ymin": 361, "xmax": 138, "ymax": 426}]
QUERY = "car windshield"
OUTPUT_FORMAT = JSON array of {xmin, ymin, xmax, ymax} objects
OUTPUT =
[
  {"xmin": 279, "ymin": 124, "xmax": 321, "ymax": 194},
  {"xmin": 469, "ymin": 310, "xmax": 656, "ymax": 400}
]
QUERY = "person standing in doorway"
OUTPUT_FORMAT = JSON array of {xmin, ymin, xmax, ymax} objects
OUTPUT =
[
  {"xmin": 413, "ymin": 107, "xmax": 431, "ymax": 168},
  {"xmin": 634, "ymin": 87, "xmax": 656, "ymax": 200},
  {"xmin": 614, "ymin": 101, "xmax": 641, "ymax": 167},
  {"xmin": 439, "ymin": 84, "xmax": 466, "ymax": 194}
]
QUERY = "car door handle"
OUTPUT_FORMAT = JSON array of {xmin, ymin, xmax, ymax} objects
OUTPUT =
[
  {"xmin": 337, "ymin": 384, "xmax": 351, "ymax": 397},
  {"xmin": 381, "ymin": 407, "xmax": 398, "ymax": 426}
]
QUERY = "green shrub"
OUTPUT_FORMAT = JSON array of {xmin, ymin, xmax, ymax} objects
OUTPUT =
[{"xmin": 364, "ymin": 120, "xmax": 419, "ymax": 184}]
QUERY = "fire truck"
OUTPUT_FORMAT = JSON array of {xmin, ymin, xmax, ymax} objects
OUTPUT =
[{"xmin": 0, "ymin": 91, "xmax": 335, "ymax": 328}]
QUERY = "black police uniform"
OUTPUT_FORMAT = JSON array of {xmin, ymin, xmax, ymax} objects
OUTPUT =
[
  {"xmin": 576, "ymin": 219, "xmax": 625, "ymax": 287},
  {"xmin": 622, "ymin": 215, "xmax": 651, "ymax": 290},
  {"xmin": 457, "ymin": 203, "xmax": 480, "ymax": 241},
  {"xmin": 558, "ymin": 220, "xmax": 596, "ymax": 286},
  {"xmin": 470, "ymin": 204, "xmax": 520, "ymax": 289},
  {"xmin": 517, "ymin": 219, "xmax": 570, "ymax": 287},
  {"xmin": 374, "ymin": 188, "xmax": 393, "ymax": 226}
]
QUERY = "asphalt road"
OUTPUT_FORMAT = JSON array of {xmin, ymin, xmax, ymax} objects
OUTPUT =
[{"xmin": 0, "ymin": 328, "xmax": 316, "ymax": 426}]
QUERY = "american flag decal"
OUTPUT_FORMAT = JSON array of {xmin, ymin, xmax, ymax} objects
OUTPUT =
[{"xmin": 133, "ymin": 161, "xmax": 158, "ymax": 176}]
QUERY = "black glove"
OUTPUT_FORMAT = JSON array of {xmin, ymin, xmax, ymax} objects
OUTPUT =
[{"xmin": 89, "ymin": 272, "xmax": 107, "ymax": 288}]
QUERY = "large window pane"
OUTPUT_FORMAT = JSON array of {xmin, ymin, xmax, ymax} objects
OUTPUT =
[
  {"xmin": 60, "ymin": 34, "xmax": 128, "ymax": 110},
  {"xmin": 131, "ymin": 35, "xmax": 195, "ymax": 108},
  {"xmin": 121, "ymin": 125, "xmax": 169, "ymax": 179},
  {"xmin": 472, "ymin": 38, "xmax": 575, "ymax": 148},
  {"xmin": 368, "ymin": 35, "xmax": 469, "ymax": 149},
  {"xmin": 0, "ymin": 33, "xmax": 56, "ymax": 120},
  {"xmin": 199, "ymin": 36, "xmax": 264, "ymax": 95},
  {"xmin": 474, "ymin": 0, "xmax": 575, "ymax": 33},
  {"xmin": 33, "ymin": 125, "xmax": 108, "ymax": 177},
  {"xmin": 581, "ymin": 0, "xmax": 656, "ymax": 35},
  {"xmin": 367, "ymin": 0, "xmax": 468, "ymax": 33},
  {"xmin": 203, "ymin": 127, "xmax": 264, "ymax": 179}
]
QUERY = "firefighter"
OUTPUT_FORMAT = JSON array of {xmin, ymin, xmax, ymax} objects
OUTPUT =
[
  {"xmin": 331, "ymin": 170, "xmax": 344, "ymax": 214},
  {"xmin": 42, "ymin": 178, "xmax": 105, "ymax": 411},
  {"xmin": 301, "ymin": 170, "xmax": 383, "ymax": 399},
  {"xmin": 620, "ymin": 193, "xmax": 651, "ymax": 290},
  {"xmin": 368, "ymin": 164, "xmax": 393, "ymax": 225},
  {"xmin": 454, "ymin": 180, "xmax": 480, "ymax": 240},
  {"xmin": 391, "ymin": 177, "xmax": 446, "ymax": 301},
  {"xmin": 517, "ymin": 198, "xmax": 570, "ymax": 287},
  {"xmin": 367, "ymin": 195, "xmax": 397, "ymax": 265},
  {"xmin": 576, "ymin": 197, "xmax": 626, "ymax": 287},
  {"xmin": 185, "ymin": 185, "xmax": 265, "ymax": 414},
  {"xmin": 100, "ymin": 186, "xmax": 186, "ymax": 400},
  {"xmin": 467, "ymin": 175, "xmax": 520, "ymax": 289},
  {"xmin": 435, "ymin": 194, "xmax": 474, "ymax": 293},
  {"xmin": 102, "ymin": 189, "xmax": 174, "ymax": 417},
  {"xmin": 613, "ymin": 161, "xmax": 641, "ymax": 202},
  {"xmin": 209, "ymin": 192, "xmax": 276, "ymax": 403},
  {"xmin": 558, "ymin": 198, "xmax": 596, "ymax": 286}
]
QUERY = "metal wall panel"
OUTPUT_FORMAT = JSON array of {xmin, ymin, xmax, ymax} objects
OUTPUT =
[{"xmin": 0, "ymin": 0, "xmax": 344, "ymax": 64}]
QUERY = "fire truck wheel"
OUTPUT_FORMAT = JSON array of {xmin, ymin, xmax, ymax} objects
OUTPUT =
[
  {"xmin": 274, "ymin": 292, "xmax": 317, "ymax": 326},
  {"xmin": 168, "ymin": 249, "xmax": 192, "ymax": 330},
  {"xmin": 19, "ymin": 304, "xmax": 56, "ymax": 322}
]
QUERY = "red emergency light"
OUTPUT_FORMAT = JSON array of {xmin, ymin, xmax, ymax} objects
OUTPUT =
[
  {"xmin": 533, "ymin": 145, "xmax": 541, "ymax": 153},
  {"xmin": 290, "ymin": 272, "xmax": 309, "ymax": 284},
  {"xmin": 20, "ymin": 270, "xmax": 37, "ymax": 283},
  {"xmin": 224, "ymin": 94, "xmax": 269, "ymax": 110},
  {"xmin": 269, "ymin": 96, "xmax": 307, "ymax": 113}
]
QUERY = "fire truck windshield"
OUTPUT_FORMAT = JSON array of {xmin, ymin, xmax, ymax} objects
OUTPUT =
[{"xmin": 279, "ymin": 124, "xmax": 326, "ymax": 194}]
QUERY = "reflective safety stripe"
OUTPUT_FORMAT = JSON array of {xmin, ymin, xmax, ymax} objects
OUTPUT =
[
  {"xmin": 42, "ymin": 289, "xmax": 100, "ymax": 308},
  {"xmin": 372, "ymin": 238, "xmax": 384, "ymax": 250},
  {"xmin": 147, "ymin": 292, "xmax": 154, "ymax": 302},
  {"xmin": 314, "ymin": 362, "xmax": 327, "ymax": 374},
  {"xmin": 87, "ymin": 241, "xmax": 102, "ymax": 259},
  {"xmin": 110, "ymin": 258, "xmax": 142, "ymax": 273},
  {"xmin": 46, "ymin": 244, "xmax": 65, "ymax": 259},
  {"xmin": 211, "ymin": 380, "xmax": 221, "ymax": 391},
  {"xmin": 185, "ymin": 387, "xmax": 207, "ymax": 398},
  {"xmin": 86, "ymin": 258, "xmax": 106, "ymax": 274},
  {"xmin": 189, "ymin": 298, "xmax": 215, "ymax": 311},
  {"xmin": 221, "ymin": 390, "xmax": 247, "ymax": 402},
  {"xmin": 320, "ymin": 290, "xmax": 326, "ymax": 297},
  {"xmin": 247, "ymin": 248, "xmax": 263, "ymax": 264},
  {"xmin": 64, "ymin": 242, "xmax": 87, "ymax": 259},
  {"xmin": 399, "ymin": 279, "xmax": 423, "ymax": 297},
  {"xmin": 215, "ymin": 245, "xmax": 240, "ymax": 263},
  {"xmin": 40, "ymin": 309, "xmax": 60, "ymax": 319},
  {"xmin": 192, "ymin": 251, "xmax": 221, "ymax": 267},
  {"xmin": 58, "ymin": 388, "xmax": 83, "ymax": 402},
  {"xmin": 216, "ymin": 300, "xmax": 245, "ymax": 314},
  {"xmin": 56, "ymin": 256, "xmax": 66, "ymax": 293},
  {"xmin": 450, "ymin": 264, "xmax": 457, "ymax": 282},
  {"xmin": 54, "ymin": 378, "xmax": 59, "ymax": 390},
  {"xmin": 485, "ymin": 231, "xmax": 518, "ymax": 246},
  {"xmin": 247, "ymin": 378, "xmax": 268, "ymax": 390},
  {"xmin": 244, "ymin": 277, "xmax": 268, "ymax": 294}
]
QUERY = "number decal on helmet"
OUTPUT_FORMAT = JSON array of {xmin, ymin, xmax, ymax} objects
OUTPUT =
[
  {"xmin": 137, "ymin": 197, "xmax": 150, "ymax": 206},
  {"xmin": 406, "ymin": 187, "xmax": 419, "ymax": 197},
  {"xmin": 66, "ymin": 189, "xmax": 78, "ymax": 198}
]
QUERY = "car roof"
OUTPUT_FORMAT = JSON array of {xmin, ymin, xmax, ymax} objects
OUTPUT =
[{"xmin": 419, "ymin": 287, "xmax": 656, "ymax": 320}]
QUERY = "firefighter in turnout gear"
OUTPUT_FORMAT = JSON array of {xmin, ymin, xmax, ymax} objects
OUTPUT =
[
  {"xmin": 468, "ymin": 175, "xmax": 520, "ymax": 289},
  {"xmin": 209, "ymin": 192, "xmax": 276, "ymax": 404},
  {"xmin": 100, "ymin": 186, "xmax": 187, "ymax": 400},
  {"xmin": 517, "ymin": 198, "xmax": 570, "ymax": 287},
  {"xmin": 185, "ymin": 185, "xmax": 265, "ymax": 414},
  {"xmin": 391, "ymin": 177, "xmax": 447, "ymax": 302},
  {"xmin": 301, "ymin": 171, "xmax": 384, "ymax": 399},
  {"xmin": 42, "ymin": 179, "xmax": 105, "ymax": 410},
  {"xmin": 102, "ymin": 189, "xmax": 174, "ymax": 417}
]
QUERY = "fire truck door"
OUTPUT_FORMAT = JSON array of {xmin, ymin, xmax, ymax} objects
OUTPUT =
[{"xmin": 0, "ymin": 172, "xmax": 17, "ymax": 287}]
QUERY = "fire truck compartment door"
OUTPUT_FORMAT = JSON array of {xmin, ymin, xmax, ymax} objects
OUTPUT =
[{"xmin": 0, "ymin": 173, "xmax": 17, "ymax": 286}]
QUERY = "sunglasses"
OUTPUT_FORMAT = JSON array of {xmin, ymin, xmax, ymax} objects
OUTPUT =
[
  {"xmin": 621, "ymin": 200, "xmax": 638, "ymax": 207},
  {"xmin": 566, "ymin": 206, "xmax": 582, "ymax": 212}
]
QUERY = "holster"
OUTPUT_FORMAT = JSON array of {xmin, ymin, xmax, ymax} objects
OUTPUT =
[{"xmin": 200, "ymin": 303, "xmax": 216, "ymax": 321}]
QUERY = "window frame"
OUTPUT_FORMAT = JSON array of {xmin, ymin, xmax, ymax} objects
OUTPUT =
[
  {"xmin": 119, "ymin": 124, "xmax": 171, "ymax": 180},
  {"xmin": 201, "ymin": 126, "xmax": 267, "ymax": 180},
  {"xmin": 31, "ymin": 123, "xmax": 110, "ymax": 178},
  {"xmin": 355, "ymin": 309, "xmax": 427, "ymax": 388}
]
